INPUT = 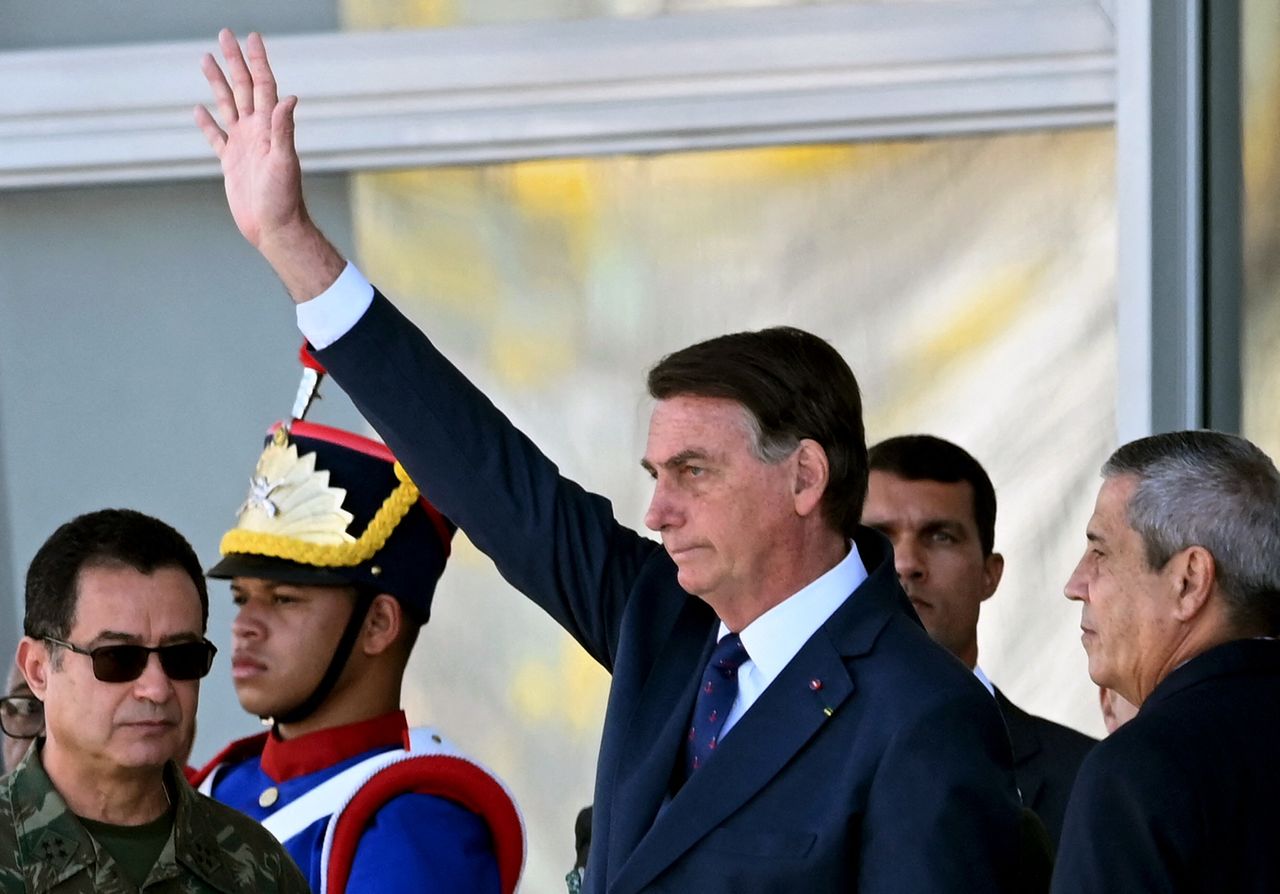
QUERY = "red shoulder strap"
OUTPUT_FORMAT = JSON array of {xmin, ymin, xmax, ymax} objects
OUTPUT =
[{"xmin": 326, "ymin": 755, "xmax": 524, "ymax": 894}]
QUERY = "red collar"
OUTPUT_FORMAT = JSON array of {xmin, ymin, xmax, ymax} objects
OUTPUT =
[{"xmin": 260, "ymin": 711, "xmax": 410, "ymax": 782}]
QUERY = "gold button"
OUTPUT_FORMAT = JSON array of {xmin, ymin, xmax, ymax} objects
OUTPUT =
[{"xmin": 258, "ymin": 787, "xmax": 279, "ymax": 808}]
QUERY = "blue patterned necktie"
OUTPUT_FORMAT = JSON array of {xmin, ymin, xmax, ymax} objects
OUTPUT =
[{"xmin": 684, "ymin": 633, "xmax": 750, "ymax": 776}]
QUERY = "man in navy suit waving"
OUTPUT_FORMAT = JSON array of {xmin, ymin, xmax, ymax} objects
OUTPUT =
[{"xmin": 195, "ymin": 29, "xmax": 1024, "ymax": 893}]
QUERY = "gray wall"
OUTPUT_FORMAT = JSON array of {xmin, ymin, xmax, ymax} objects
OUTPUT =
[
  {"xmin": 0, "ymin": 0, "xmax": 339, "ymax": 51},
  {"xmin": 0, "ymin": 174, "xmax": 363, "ymax": 764}
]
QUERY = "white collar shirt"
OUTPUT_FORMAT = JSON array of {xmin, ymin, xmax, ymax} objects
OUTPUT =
[
  {"xmin": 718, "ymin": 542, "xmax": 868, "ymax": 738},
  {"xmin": 973, "ymin": 664, "xmax": 995, "ymax": 698}
]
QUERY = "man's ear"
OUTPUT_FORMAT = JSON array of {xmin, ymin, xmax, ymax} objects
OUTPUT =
[
  {"xmin": 792, "ymin": 439, "xmax": 831, "ymax": 518},
  {"xmin": 360, "ymin": 594, "xmax": 404, "ymax": 656},
  {"xmin": 981, "ymin": 552, "xmax": 1005, "ymax": 601},
  {"xmin": 1170, "ymin": 545, "xmax": 1215, "ymax": 622},
  {"xmin": 16, "ymin": 637, "xmax": 49, "ymax": 699}
]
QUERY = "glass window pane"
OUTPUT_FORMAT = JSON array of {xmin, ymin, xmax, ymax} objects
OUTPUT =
[
  {"xmin": 348, "ymin": 129, "xmax": 1116, "ymax": 892},
  {"xmin": 339, "ymin": 0, "xmax": 1061, "ymax": 29},
  {"xmin": 1242, "ymin": 0, "xmax": 1280, "ymax": 460}
]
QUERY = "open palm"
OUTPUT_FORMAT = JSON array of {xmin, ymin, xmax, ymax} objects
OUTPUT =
[{"xmin": 195, "ymin": 30, "xmax": 306, "ymax": 251}]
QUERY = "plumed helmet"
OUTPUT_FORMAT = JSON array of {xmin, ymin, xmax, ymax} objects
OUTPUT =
[{"xmin": 207, "ymin": 419, "xmax": 454, "ymax": 624}]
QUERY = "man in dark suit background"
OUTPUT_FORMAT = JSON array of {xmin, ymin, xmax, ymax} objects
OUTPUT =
[
  {"xmin": 194, "ymin": 30, "xmax": 1026, "ymax": 893},
  {"xmin": 1052, "ymin": 431, "xmax": 1280, "ymax": 893},
  {"xmin": 862, "ymin": 435, "xmax": 1095, "ymax": 846}
]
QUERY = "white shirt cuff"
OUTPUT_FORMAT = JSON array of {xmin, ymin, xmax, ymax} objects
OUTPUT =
[{"xmin": 295, "ymin": 262, "xmax": 375, "ymax": 350}]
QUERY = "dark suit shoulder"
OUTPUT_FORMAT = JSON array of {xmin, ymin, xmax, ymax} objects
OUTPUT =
[
  {"xmin": 1052, "ymin": 722, "xmax": 1196, "ymax": 892},
  {"xmin": 830, "ymin": 531, "xmax": 998, "ymax": 720},
  {"xmin": 1054, "ymin": 664, "xmax": 1280, "ymax": 893},
  {"xmin": 993, "ymin": 688, "xmax": 1096, "ymax": 848},
  {"xmin": 864, "ymin": 616, "xmax": 1007, "ymax": 738},
  {"xmin": 997, "ymin": 691, "xmax": 1096, "ymax": 762}
]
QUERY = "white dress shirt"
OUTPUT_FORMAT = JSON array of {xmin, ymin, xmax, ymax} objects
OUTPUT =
[
  {"xmin": 973, "ymin": 664, "xmax": 996, "ymax": 698},
  {"xmin": 718, "ymin": 543, "xmax": 868, "ymax": 738}
]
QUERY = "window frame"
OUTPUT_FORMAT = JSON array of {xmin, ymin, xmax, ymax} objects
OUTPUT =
[{"xmin": 0, "ymin": 0, "xmax": 1237, "ymax": 437}]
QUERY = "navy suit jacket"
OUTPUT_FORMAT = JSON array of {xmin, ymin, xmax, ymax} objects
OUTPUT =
[
  {"xmin": 1052, "ymin": 638, "xmax": 1280, "ymax": 893},
  {"xmin": 994, "ymin": 688, "xmax": 1096, "ymax": 848},
  {"xmin": 317, "ymin": 292, "xmax": 1023, "ymax": 893}
]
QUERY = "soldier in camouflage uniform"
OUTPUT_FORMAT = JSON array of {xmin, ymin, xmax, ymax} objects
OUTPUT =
[
  {"xmin": 0, "ymin": 508, "xmax": 308, "ymax": 893},
  {"xmin": 0, "ymin": 748, "xmax": 309, "ymax": 892}
]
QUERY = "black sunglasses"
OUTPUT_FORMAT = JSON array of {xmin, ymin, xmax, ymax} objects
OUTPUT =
[
  {"xmin": 0, "ymin": 695, "xmax": 43, "ymax": 739},
  {"xmin": 44, "ymin": 636, "xmax": 217, "ymax": 683}
]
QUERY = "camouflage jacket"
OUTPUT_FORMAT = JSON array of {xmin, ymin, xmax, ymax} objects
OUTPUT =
[{"xmin": 0, "ymin": 745, "xmax": 310, "ymax": 893}]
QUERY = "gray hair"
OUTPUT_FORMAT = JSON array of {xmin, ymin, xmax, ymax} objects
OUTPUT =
[
  {"xmin": 1103, "ymin": 430, "xmax": 1280, "ymax": 632},
  {"xmin": 738, "ymin": 406, "xmax": 801, "ymax": 466}
]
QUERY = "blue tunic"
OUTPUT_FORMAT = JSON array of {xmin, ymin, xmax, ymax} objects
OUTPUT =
[{"xmin": 205, "ymin": 712, "xmax": 500, "ymax": 894}]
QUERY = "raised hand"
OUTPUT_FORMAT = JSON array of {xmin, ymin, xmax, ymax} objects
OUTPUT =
[{"xmin": 195, "ymin": 30, "xmax": 343, "ymax": 301}]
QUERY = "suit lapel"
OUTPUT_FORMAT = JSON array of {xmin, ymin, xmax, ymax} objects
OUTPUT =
[
  {"xmin": 610, "ymin": 628, "xmax": 855, "ymax": 894},
  {"xmin": 607, "ymin": 529, "xmax": 905, "ymax": 894},
  {"xmin": 994, "ymin": 688, "xmax": 1044, "ymax": 808},
  {"xmin": 605, "ymin": 603, "xmax": 717, "ymax": 884}
]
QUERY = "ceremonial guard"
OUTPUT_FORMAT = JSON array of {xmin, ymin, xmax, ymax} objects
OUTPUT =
[{"xmin": 191, "ymin": 350, "xmax": 524, "ymax": 894}]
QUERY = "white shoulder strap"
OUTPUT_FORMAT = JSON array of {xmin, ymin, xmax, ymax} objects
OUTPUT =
[{"xmin": 259, "ymin": 726, "xmax": 457, "ymax": 845}]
